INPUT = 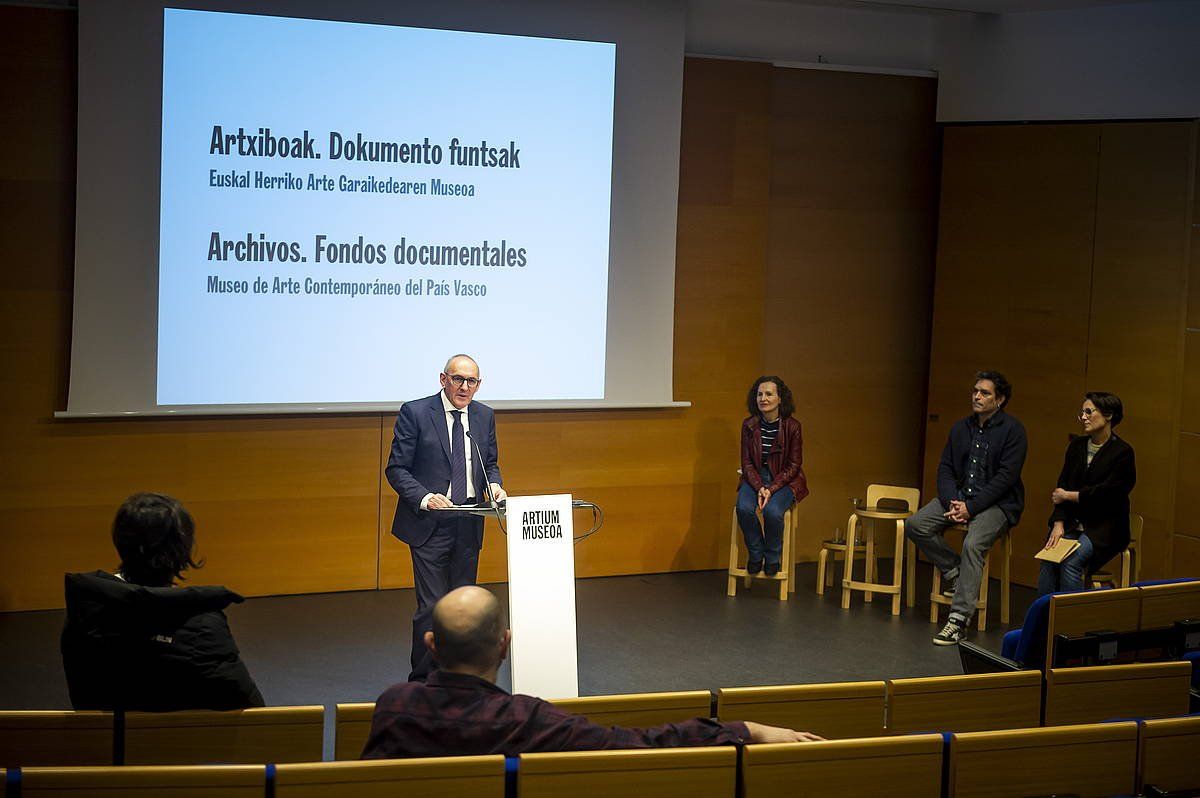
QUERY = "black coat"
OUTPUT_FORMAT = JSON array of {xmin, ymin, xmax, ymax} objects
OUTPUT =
[
  {"xmin": 1047, "ymin": 434, "xmax": 1137, "ymax": 572},
  {"xmin": 62, "ymin": 571, "xmax": 264, "ymax": 711}
]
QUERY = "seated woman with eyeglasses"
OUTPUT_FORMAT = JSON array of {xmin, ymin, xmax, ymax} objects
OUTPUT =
[
  {"xmin": 1037, "ymin": 392, "xmax": 1136, "ymax": 596},
  {"xmin": 62, "ymin": 492, "xmax": 264, "ymax": 711},
  {"xmin": 736, "ymin": 376, "xmax": 809, "ymax": 576}
]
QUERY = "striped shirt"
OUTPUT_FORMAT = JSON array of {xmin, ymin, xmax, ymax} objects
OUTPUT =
[{"xmin": 760, "ymin": 417, "xmax": 780, "ymax": 462}]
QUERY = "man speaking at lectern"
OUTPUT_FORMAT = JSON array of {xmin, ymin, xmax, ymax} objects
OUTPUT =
[{"xmin": 386, "ymin": 354, "xmax": 506, "ymax": 681}]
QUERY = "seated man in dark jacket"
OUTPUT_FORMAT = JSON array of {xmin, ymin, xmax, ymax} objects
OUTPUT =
[
  {"xmin": 362, "ymin": 586, "xmax": 821, "ymax": 759},
  {"xmin": 61, "ymin": 492, "xmax": 264, "ymax": 711},
  {"xmin": 904, "ymin": 371, "xmax": 1027, "ymax": 646}
]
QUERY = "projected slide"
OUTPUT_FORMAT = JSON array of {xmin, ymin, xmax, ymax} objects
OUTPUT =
[{"xmin": 158, "ymin": 9, "xmax": 614, "ymax": 405}]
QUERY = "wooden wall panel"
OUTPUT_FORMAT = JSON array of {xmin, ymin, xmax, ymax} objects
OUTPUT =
[
  {"xmin": 1087, "ymin": 122, "xmax": 1195, "ymax": 580},
  {"xmin": 763, "ymin": 69, "xmax": 940, "ymax": 560},
  {"xmin": 377, "ymin": 58, "xmax": 776, "ymax": 589},
  {"xmin": 0, "ymin": 9, "xmax": 382, "ymax": 611},
  {"xmin": 1174, "ymin": 532, "xmax": 1200, "ymax": 577},
  {"xmin": 1178, "ymin": 126, "xmax": 1200, "ymax": 579},
  {"xmin": 1175, "ymin": 434, "xmax": 1200, "ymax": 539},
  {"xmin": 924, "ymin": 125, "xmax": 1099, "ymax": 587}
]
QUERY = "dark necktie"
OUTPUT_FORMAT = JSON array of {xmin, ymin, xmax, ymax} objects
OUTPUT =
[{"xmin": 449, "ymin": 410, "xmax": 467, "ymax": 505}]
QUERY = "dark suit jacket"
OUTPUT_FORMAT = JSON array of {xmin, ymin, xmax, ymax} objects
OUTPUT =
[
  {"xmin": 1048, "ymin": 433, "xmax": 1136, "ymax": 570},
  {"xmin": 385, "ymin": 392, "xmax": 502, "ymax": 548},
  {"xmin": 739, "ymin": 415, "xmax": 809, "ymax": 502}
]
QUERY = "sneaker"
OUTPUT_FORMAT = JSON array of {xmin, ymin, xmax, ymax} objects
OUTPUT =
[
  {"xmin": 747, "ymin": 559, "xmax": 763, "ymax": 575},
  {"xmin": 932, "ymin": 619, "xmax": 966, "ymax": 646},
  {"xmin": 764, "ymin": 561, "xmax": 781, "ymax": 577}
]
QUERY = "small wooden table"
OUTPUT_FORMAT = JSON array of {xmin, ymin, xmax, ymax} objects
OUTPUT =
[{"xmin": 841, "ymin": 505, "xmax": 913, "ymax": 615}]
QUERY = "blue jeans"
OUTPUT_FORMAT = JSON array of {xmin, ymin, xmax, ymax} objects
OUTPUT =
[
  {"xmin": 1037, "ymin": 532, "xmax": 1094, "ymax": 596},
  {"xmin": 736, "ymin": 467, "xmax": 795, "ymax": 566}
]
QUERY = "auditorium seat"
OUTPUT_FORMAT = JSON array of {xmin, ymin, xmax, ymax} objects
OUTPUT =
[
  {"xmin": 333, "ymin": 703, "xmax": 374, "ymax": 761},
  {"xmin": 548, "ymin": 690, "xmax": 713, "ymax": 728},
  {"xmin": 519, "ymin": 746, "xmax": 735, "ymax": 798},
  {"xmin": 885, "ymin": 671, "xmax": 1041, "ymax": 734},
  {"xmin": 1043, "ymin": 662, "xmax": 1193, "ymax": 726},
  {"xmin": 969, "ymin": 586, "xmax": 1143, "ymax": 674},
  {"xmin": 18, "ymin": 764, "xmax": 265, "ymax": 798},
  {"xmin": 716, "ymin": 681, "xmax": 886, "ymax": 739},
  {"xmin": 948, "ymin": 722, "xmax": 1138, "ymax": 798},
  {"xmin": 276, "ymin": 755, "xmax": 506, "ymax": 798},
  {"xmin": 742, "ymin": 734, "xmax": 943, "ymax": 798},
  {"xmin": 1137, "ymin": 579, "xmax": 1200, "ymax": 661},
  {"xmin": 0, "ymin": 710, "xmax": 114, "ymax": 767},
  {"xmin": 123, "ymin": 706, "xmax": 324, "ymax": 765},
  {"xmin": 1138, "ymin": 714, "xmax": 1200, "ymax": 795}
]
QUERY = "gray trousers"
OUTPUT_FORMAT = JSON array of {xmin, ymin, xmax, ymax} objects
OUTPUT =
[{"xmin": 904, "ymin": 500, "xmax": 1008, "ymax": 621}]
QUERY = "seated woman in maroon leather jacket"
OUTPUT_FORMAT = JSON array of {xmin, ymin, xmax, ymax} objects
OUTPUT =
[{"xmin": 736, "ymin": 376, "xmax": 810, "ymax": 576}]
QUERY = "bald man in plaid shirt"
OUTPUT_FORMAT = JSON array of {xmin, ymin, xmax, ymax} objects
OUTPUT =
[{"xmin": 362, "ymin": 587, "xmax": 821, "ymax": 758}]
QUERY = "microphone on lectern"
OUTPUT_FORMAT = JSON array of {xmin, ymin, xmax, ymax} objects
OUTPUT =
[{"xmin": 465, "ymin": 429, "xmax": 499, "ymax": 511}]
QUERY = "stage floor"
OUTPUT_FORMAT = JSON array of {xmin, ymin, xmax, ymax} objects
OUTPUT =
[{"xmin": 1, "ymin": 562, "xmax": 1032, "ymax": 712}]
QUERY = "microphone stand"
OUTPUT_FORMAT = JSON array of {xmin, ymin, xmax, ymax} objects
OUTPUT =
[{"xmin": 465, "ymin": 429, "xmax": 502, "ymax": 517}]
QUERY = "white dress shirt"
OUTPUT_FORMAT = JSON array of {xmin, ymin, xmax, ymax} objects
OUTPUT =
[{"xmin": 419, "ymin": 392, "xmax": 477, "ymax": 509}]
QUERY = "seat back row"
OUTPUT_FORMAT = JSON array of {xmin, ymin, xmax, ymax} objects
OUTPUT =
[
  {"xmin": 1026, "ymin": 580, "xmax": 1200, "ymax": 669},
  {"xmin": 5, "ymin": 716, "xmax": 1199, "ymax": 798},
  {"xmin": 3, "ymin": 662, "xmax": 1191, "ymax": 769}
]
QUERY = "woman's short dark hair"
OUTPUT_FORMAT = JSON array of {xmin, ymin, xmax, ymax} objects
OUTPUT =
[
  {"xmin": 1085, "ymin": 391, "xmax": 1124, "ymax": 427},
  {"xmin": 111, "ymin": 492, "xmax": 202, "ymax": 586},
  {"xmin": 975, "ymin": 370, "xmax": 1013, "ymax": 407},
  {"xmin": 746, "ymin": 375, "xmax": 796, "ymax": 418}
]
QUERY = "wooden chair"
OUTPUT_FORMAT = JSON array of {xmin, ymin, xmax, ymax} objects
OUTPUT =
[
  {"xmin": 124, "ymin": 706, "xmax": 324, "ymax": 765},
  {"xmin": 948, "ymin": 722, "xmax": 1139, "ymax": 798},
  {"xmin": 548, "ymin": 690, "xmax": 712, "ymax": 728},
  {"xmin": 1138, "ymin": 715, "xmax": 1200, "ymax": 795},
  {"xmin": 727, "ymin": 504, "xmax": 797, "ymax": 600},
  {"xmin": 885, "ymin": 670, "xmax": 1041, "ymax": 734},
  {"xmin": 276, "ymin": 756, "xmax": 506, "ymax": 798},
  {"xmin": 715, "ymin": 681, "xmax": 886, "ymax": 739},
  {"xmin": 0, "ymin": 710, "xmax": 114, "ymax": 767},
  {"xmin": 839, "ymin": 485, "xmax": 919, "ymax": 616},
  {"xmin": 1046, "ymin": 586, "xmax": 1141, "ymax": 667},
  {"xmin": 923, "ymin": 524, "xmax": 1013, "ymax": 631},
  {"xmin": 816, "ymin": 533, "xmax": 868, "ymax": 596},
  {"xmin": 742, "ymin": 734, "xmax": 944, "ymax": 798},
  {"xmin": 1092, "ymin": 512, "xmax": 1143, "ymax": 589},
  {"xmin": 333, "ymin": 703, "xmax": 375, "ymax": 761},
  {"xmin": 1043, "ymin": 662, "xmax": 1193, "ymax": 726},
  {"xmin": 19, "ymin": 764, "xmax": 265, "ymax": 798},
  {"xmin": 519, "ymin": 746, "xmax": 735, "ymax": 798}
]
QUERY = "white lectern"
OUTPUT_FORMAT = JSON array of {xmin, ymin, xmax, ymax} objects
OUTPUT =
[{"xmin": 504, "ymin": 494, "xmax": 578, "ymax": 698}]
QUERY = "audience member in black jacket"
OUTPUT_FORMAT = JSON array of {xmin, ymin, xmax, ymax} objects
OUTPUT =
[
  {"xmin": 61, "ymin": 492, "xmax": 264, "ymax": 711},
  {"xmin": 1037, "ymin": 392, "xmax": 1136, "ymax": 596}
]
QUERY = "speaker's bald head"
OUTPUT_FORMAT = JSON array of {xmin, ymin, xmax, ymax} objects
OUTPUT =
[{"xmin": 431, "ymin": 586, "xmax": 505, "ymax": 671}]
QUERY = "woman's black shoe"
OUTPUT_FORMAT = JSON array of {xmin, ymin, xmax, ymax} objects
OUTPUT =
[{"xmin": 746, "ymin": 559, "xmax": 763, "ymax": 575}]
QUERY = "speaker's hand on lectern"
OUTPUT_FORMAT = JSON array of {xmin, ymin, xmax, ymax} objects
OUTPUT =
[
  {"xmin": 427, "ymin": 493, "xmax": 453, "ymax": 509},
  {"xmin": 490, "ymin": 483, "xmax": 507, "ymax": 503}
]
